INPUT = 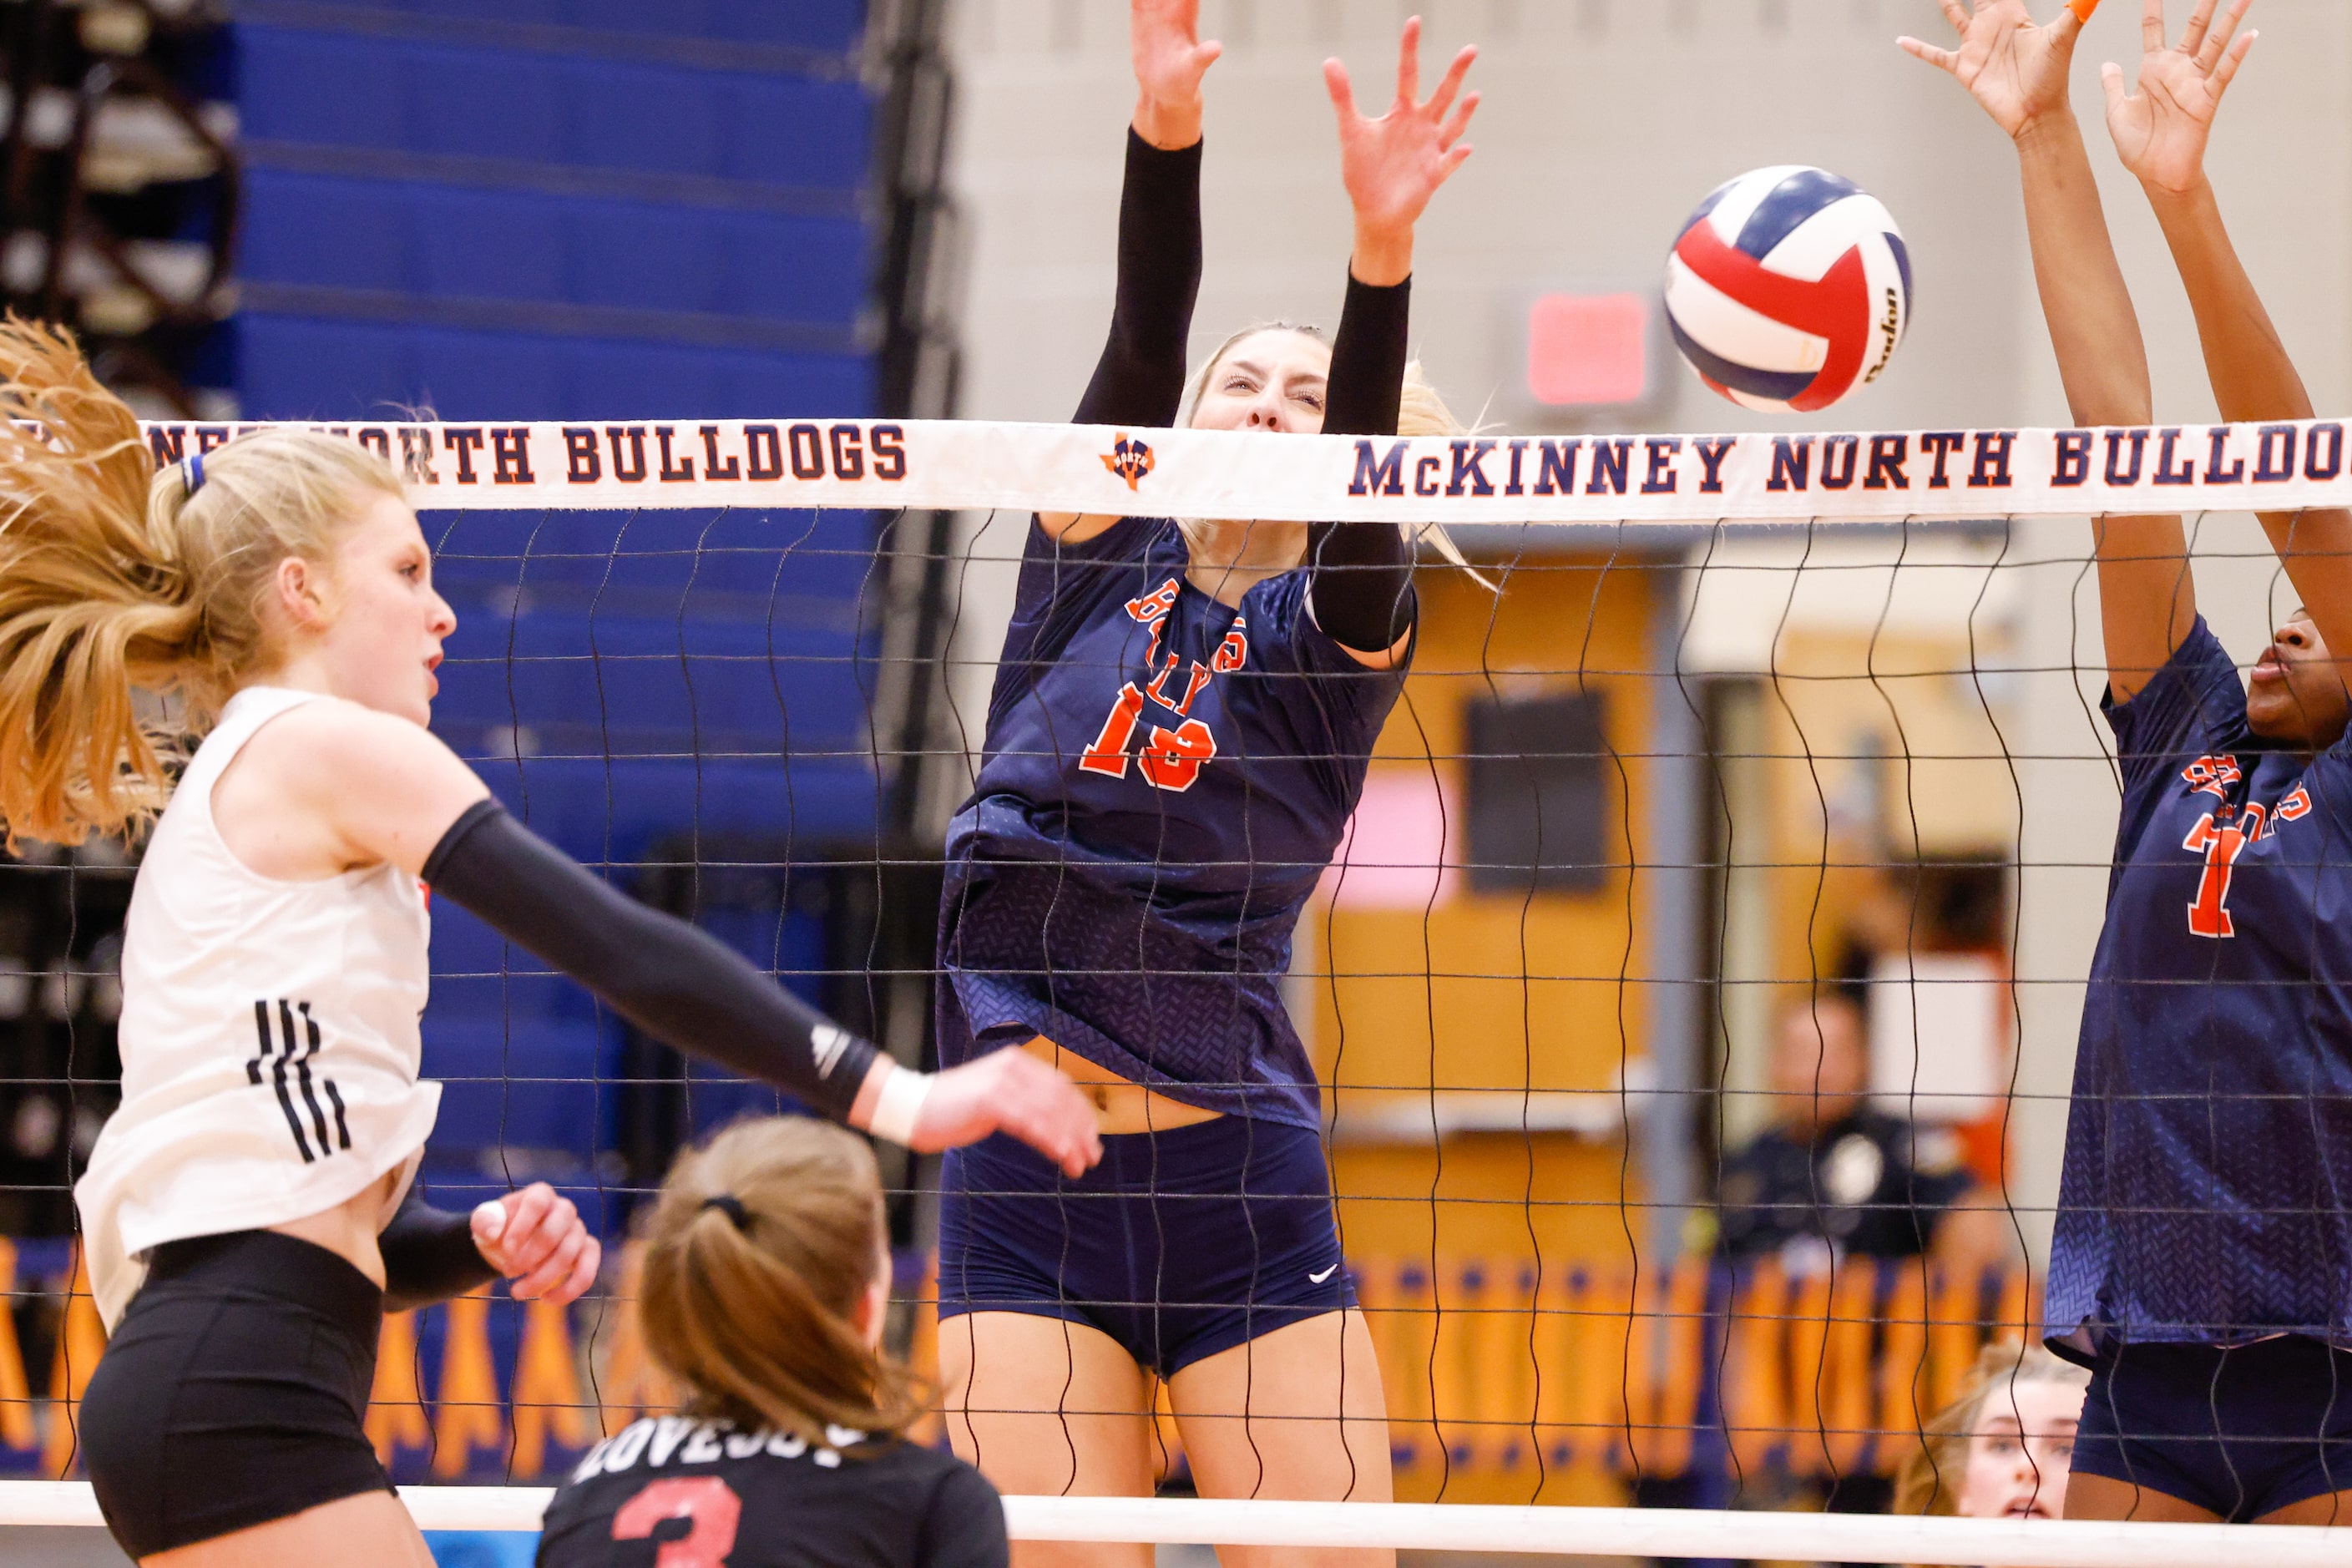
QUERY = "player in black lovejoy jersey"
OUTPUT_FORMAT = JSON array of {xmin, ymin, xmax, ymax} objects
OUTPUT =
[
  {"xmin": 539, "ymin": 1117, "xmax": 1007, "ymax": 1568},
  {"xmin": 1909, "ymin": 0, "xmax": 2352, "ymax": 1525}
]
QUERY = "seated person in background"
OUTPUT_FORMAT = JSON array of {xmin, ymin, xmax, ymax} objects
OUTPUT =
[
  {"xmin": 1714, "ymin": 991, "xmax": 2006, "ymax": 1274},
  {"xmin": 1897, "ymin": 1341, "xmax": 2090, "ymax": 1535},
  {"xmin": 538, "ymin": 1117, "xmax": 1006, "ymax": 1568}
]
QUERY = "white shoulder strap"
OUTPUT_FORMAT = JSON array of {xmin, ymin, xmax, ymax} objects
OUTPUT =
[{"xmin": 177, "ymin": 686, "xmax": 326, "ymax": 795}]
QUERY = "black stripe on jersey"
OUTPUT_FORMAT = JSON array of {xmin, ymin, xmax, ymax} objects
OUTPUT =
[
  {"xmin": 260, "ymin": 999, "xmax": 315, "ymax": 1163},
  {"xmin": 322, "ymin": 1079, "xmax": 352, "ymax": 1152},
  {"xmin": 290, "ymin": 1002, "xmax": 335, "ymax": 1155}
]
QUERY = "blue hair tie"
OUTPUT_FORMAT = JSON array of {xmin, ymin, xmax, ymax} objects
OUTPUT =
[{"xmin": 184, "ymin": 452, "xmax": 205, "ymax": 493}]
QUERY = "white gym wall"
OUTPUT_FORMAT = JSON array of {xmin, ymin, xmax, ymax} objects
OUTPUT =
[{"xmin": 938, "ymin": 0, "xmax": 2352, "ymax": 1261}]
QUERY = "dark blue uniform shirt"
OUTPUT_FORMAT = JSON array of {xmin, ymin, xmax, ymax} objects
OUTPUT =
[
  {"xmin": 2050, "ymin": 618, "xmax": 2352, "ymax": 1354},
  {"xmin": 936, "ymin": 513, "xmax": 1409, "ymax": 1130}
]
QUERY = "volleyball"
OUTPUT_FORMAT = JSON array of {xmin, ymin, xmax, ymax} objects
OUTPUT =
[{"xmin": 1663, "ymin": 165, "xmax": 1913, "ymax": 413}]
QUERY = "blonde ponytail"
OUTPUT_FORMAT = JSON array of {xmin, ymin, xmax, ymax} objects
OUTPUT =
[
  {"xmin": 0, "ymin": 316, "xmax": 403, "ymax": 847},
  {"xmin": 0, "ymin": 317, "xmax": 193, "ymax": 847}
]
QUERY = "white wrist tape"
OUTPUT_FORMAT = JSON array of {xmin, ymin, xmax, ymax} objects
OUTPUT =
[{"xmin": 867, "ymin": 1065, "xmax": 933, "ymax": 1147}]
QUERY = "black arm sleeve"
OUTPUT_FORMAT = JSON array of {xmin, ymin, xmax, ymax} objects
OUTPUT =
[
  {"xmin": 1308, "ymin": 274, "xmax": 1417, "ymax": 652},
  {"xmin": 1072, "ymin": 129, "xmax": 1205, "ymax": 427},
  {"xmin": 422, "ymin": 801, "xmax": 880, "ymax": 1123},
  {"xmin": 378, "ymin": 1181, "xmax": 497, "ymax": 1313}
]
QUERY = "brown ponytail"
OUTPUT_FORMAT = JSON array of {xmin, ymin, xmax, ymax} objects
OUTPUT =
[
  {"xmin": 0, "ymin": 316, "xmax": 403, "ymax": 847},
  {"xmin": 638, "ymin": 1117, "xmax": 923, "ymax": 1446}
]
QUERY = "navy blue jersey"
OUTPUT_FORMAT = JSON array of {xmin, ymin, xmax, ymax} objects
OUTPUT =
[
  {"xmin": 937, "ymin": 514, "xmax": 1409, "ymax": 1129},
  {"xmin": 2049, "ymin": 619, "xmax": 2352, "ymax": 1355}
]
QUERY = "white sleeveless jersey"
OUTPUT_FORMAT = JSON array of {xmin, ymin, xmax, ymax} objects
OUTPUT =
[{"xmin": 77, "ymin": 686, "xmax": 443, "ymax": 1327}]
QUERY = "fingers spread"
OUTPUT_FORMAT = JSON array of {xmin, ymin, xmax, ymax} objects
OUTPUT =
[
  {"xmin": 1439, "ymin": 91, "xmax": 1480, "ymax": 150},
  {"xmin": 1897, "ymin": 36, "xmax": 1959, "ymax": 72},
  {"xmin": 1426, "ymin": 44, "xmax": 1476, "ymax": 119},
  {"xmin": 2209, "ymin": 27, "xmax": 2254, "ymax": 94},
  {"xmin": 1937, "ymin": 0, "xmax": 1970, "ymax": 33},
  {"xmin": 2143, "ymin": 0, "xmax": 2168, "ymax": 53},
  {"xmin": 1323, "ymin": 58, "xmax": 1357, "ymax": 119},
  {"xmin": 2178, "ymin": 0, "xmax": 2218, "ymax": 56},
  {"xmin": 1395, "ymin": 14, "xmax": 1422, "ymax": 106},
  {"xmin": 2101, "ymin": 58, "xmax": 2133, "ymax": 113},
  {"xmin": 2198, "ymin": 0, "xmax": 2251, "ymax": 70}
]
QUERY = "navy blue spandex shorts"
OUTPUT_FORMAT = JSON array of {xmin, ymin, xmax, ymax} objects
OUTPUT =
[
  {"xmin": 2073, "ymin": 1335, "xmax": 2352, "ymax": 1520},
  {"xmin": 937, "ymin": 1114, "xmax": 1353, "ymax": 1378}
]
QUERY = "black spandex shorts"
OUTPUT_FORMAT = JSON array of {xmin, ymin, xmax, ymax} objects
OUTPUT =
[
  {"xmin": 936, "ymin": 1115, "xmax": 1354, "ymax": 1378},
  {"xmin": 2072, "ymin": 1334, "xmax": 2352, "ymax": 1521},
  {"xmin": 79, "ymin": 1229, "xmax": 393, "ymax": 1558}
]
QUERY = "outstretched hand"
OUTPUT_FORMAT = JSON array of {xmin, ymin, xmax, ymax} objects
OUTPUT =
[
  {"xmin": 1324, "ymin": 16, "xmax": 1479, "ymax": 286},
  {"xmin": 912, "ymin": 1047, "xmax": 1104, "ymax": 1178},
  {"xmin": 1899, "ymin": 0, "xmax": 2088, "ymax": 140},
  {"xmin": 1131, "ymin": 0, "xmax": 1222, "ymax": 149},
  {"xmin": 2103, "ymin": 0, "xmax": 2255, "ymax": 195}
]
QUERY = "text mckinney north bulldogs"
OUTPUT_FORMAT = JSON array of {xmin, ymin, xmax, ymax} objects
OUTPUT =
[
  {"xmin": 145, "ymin": 422, "xmax": 912, "ymax": 488},
  {"xmin": 1345, "ymin": 422, "xmax": 2351, "ymax": 498}
]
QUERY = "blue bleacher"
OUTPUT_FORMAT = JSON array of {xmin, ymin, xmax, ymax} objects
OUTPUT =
[
  {"xmin": 234, "ymin": 5, "xmax": 886, "ymax": 1193},
  {"xmin": 238, "ymin": 31, "xmax": 871, "ymax": 190},
  {"xmin": 335, "ymin": 0, "xmax": 865, "ymax": 53},
  {"xmin": 235, "ymin": 316, "xmax": 875, "ymax": 421},
  {"xmin": 240, "ymin": 171, "xmax": 873, "ymax": 322}
]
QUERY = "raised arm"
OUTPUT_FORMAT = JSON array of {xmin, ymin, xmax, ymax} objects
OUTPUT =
[
  {"xmin": 1043, "ymin": 0, "xmax": 1220, "ymax": 544},
  {"xmin": 1306, "ymin": 18, "xmax": 1478, "ymax": 669},
  {"xmin": 1905, "ymin": 0, "xmax": 2193, "ymax": 703},
  {"xmin": 2107, "ymin": 0, "xmax": 2352, "ymax": 670}
]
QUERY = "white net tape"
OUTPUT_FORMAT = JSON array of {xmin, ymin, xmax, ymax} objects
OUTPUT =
[
  {"xmin": 142, "ymin": 414, "xmax": 2352, "ymax": 519},
  {"xmin": 3, "ymin": 1485, "xmax": 2349, "ymax": 1564}
]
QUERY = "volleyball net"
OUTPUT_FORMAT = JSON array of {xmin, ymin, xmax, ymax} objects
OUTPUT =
[{"xmin": 4, "ymin": 414, "xmax": 2351, "ymax": 1560}]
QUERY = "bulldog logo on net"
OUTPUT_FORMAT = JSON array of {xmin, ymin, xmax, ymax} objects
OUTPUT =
[{"xmin": 1102, "ymin": 432, "xmax": 1156, "ymax": 491}]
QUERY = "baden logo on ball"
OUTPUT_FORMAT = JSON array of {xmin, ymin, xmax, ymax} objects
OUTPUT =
[{"xmin": 1664, "ymin": 165, "xmax": 1913, "ymax": 414}]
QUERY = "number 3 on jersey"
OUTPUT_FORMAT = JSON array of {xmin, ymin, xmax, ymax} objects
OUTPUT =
[{"xmin": 611, "ymin": 1477, "xmax": 741, "ymax": 1568}]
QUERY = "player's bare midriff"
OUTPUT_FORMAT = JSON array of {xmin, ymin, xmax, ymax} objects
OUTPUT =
[
  {"xmin": 1019, "ymin": 1034, "xmax": 1222, "ymax": 1136},
  {"xmin": 268, "ymin": 1168, "xmax": 400, "ymax": 1289}
]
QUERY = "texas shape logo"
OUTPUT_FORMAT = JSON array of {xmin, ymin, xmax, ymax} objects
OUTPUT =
[{"xmin": 1102, "ymin": 432, "xmax": 1156, "ymax": 491}]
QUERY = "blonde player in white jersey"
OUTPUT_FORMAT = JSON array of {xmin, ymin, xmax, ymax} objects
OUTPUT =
[{"xmin": 0, "ymin": 319, "xmax": 1101, "ymax": 1568}]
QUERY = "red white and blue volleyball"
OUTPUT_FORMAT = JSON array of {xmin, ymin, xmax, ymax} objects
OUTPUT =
[{"xmin": 1664, "ymin": 166, "xmax": 1912, "ymax": 414}]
